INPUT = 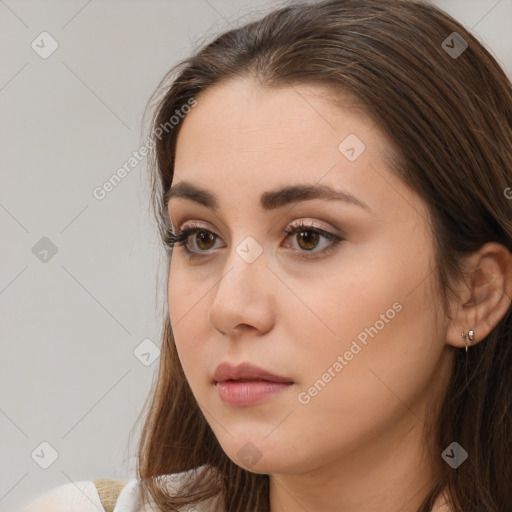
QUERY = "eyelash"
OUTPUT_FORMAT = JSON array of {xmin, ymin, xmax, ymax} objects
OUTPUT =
[{"xmin": 164, "ymin": 221, "xmax": 343, "ymax": 260}]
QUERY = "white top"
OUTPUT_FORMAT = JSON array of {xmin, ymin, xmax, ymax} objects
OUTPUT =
[
  {"xmin": 17, "ymin": 480, "xmax": 104, "ymax": 512},
  {"xmin": 17, "ymin": 468, "xmax": 223, "ymax": 512}
]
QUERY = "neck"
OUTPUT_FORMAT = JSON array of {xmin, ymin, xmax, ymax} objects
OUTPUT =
[{"xmin": 269, "ymin": 411, "xmax": 443, "ymax": 512}]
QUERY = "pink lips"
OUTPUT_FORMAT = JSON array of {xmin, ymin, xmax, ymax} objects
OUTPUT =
[{"xmin": 213, "ymin": 362, "xmax": 293, "ymax": 407}]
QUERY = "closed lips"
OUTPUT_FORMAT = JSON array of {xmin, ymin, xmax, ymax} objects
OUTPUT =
[{"xmin": 213, "ymin": 362, "xmax": 293, "ymax": 384}]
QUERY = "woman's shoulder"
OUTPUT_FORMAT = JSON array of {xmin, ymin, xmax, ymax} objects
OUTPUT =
[
  {"xmin": 17, "ymin": 479, "xmax": 106, "ymax": 512},
  {"xmin": 17, "ymin": 466, "xmax": 223, "ymax": 512},
  {"xmin": 116, "ymin": 466, "xmax": 224, "ymax": 512}
]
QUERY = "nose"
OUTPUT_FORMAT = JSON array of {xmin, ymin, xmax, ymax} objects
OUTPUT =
[{"xmin": 208, "ymin": 242, "xmax": 275, "ymax": 337}]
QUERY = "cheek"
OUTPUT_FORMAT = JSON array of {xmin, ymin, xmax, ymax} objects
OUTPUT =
[
  {"xmin": 167, "ymin": 260, "xmax": 209, "ymax": 384},
  {"xmin": 291, "ymin": 250, "xmax": 441, "ymax": 427},
  {"xmin": 291, "ymin": 238, "xmax": 432, "ymax": 366},
  {"xmin": 280, "ymin": 245, "xmax": 404, "ymax": 357}
]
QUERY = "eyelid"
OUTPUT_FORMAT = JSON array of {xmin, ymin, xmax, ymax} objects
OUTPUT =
[
  {"xmin": 176, "ymin": 217, "xmax": 343, "ymax": 236},
  {"xmin": 286, "ymin": 218, "xmax": 342, "ymax": 236}
]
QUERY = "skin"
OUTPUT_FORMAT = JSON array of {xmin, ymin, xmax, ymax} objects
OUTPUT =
[{"xmin": 166, "ymin": 78, "xmax": 512, "ymax": 512}]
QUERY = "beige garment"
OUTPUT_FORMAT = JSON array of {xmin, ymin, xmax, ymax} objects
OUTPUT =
[{"xmin": 93, "ymin": 479, "xmax": 128, "ymax": 512}]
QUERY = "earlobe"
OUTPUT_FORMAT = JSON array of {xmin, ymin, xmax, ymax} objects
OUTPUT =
[{"xmin": 445, "ymin": 242, "xmax": 512, "ymax": 349}]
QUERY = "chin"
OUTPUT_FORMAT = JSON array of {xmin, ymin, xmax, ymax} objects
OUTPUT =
[{"xmin": 216, "ymin": 436, "xmax": 308, "ymax": 475}]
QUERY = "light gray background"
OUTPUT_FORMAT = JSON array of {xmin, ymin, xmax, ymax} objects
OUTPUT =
[{"xmin": 1, "ymin": 1, "xmax": 511, "ymax": 511}]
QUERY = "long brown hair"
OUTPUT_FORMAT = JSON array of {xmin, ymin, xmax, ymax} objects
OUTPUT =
[{"xmin": 132, "ymin": 1, "xmax": 512, "ymax": 510}]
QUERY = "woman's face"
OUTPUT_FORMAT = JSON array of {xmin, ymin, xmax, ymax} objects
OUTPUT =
[{"xmin": 167, "ymin": 78, "xmax": 454, "ymax": 476}]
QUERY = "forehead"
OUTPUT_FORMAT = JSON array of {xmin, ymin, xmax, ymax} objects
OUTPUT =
[
  {"xmin": 171, "ymin": 78, "xmax": 402, "ymax": 218},
  {"xmin": 175, "ymin": 78, "xmax": 377, "ymax": 163}
]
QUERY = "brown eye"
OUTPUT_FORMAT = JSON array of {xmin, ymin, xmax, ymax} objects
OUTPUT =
[
  {"xmin": 194, "ymin": 231, "xmax": 216, "ymax": 251},
  {"xmin": 283, "ymin": 221, "xmax": 342, "ymax": 258},
  {"xmin": 295, "ymin": 229, "xmax": 320, "ymax": 251}
]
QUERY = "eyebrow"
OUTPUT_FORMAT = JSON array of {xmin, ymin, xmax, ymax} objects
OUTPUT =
[{"xmin": 165, "ymin": 180, "xmax": 371, "ymax": 212}]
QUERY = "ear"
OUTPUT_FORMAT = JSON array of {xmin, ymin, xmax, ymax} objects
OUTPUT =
[{"xmin": 446, "ymin": 242, "xmax": 512, "ymax": 349}]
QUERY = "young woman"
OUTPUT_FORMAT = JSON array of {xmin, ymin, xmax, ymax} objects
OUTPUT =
[{"xmin": 19, "ymin": 0, "xmax": 512, "ymax": 511}]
